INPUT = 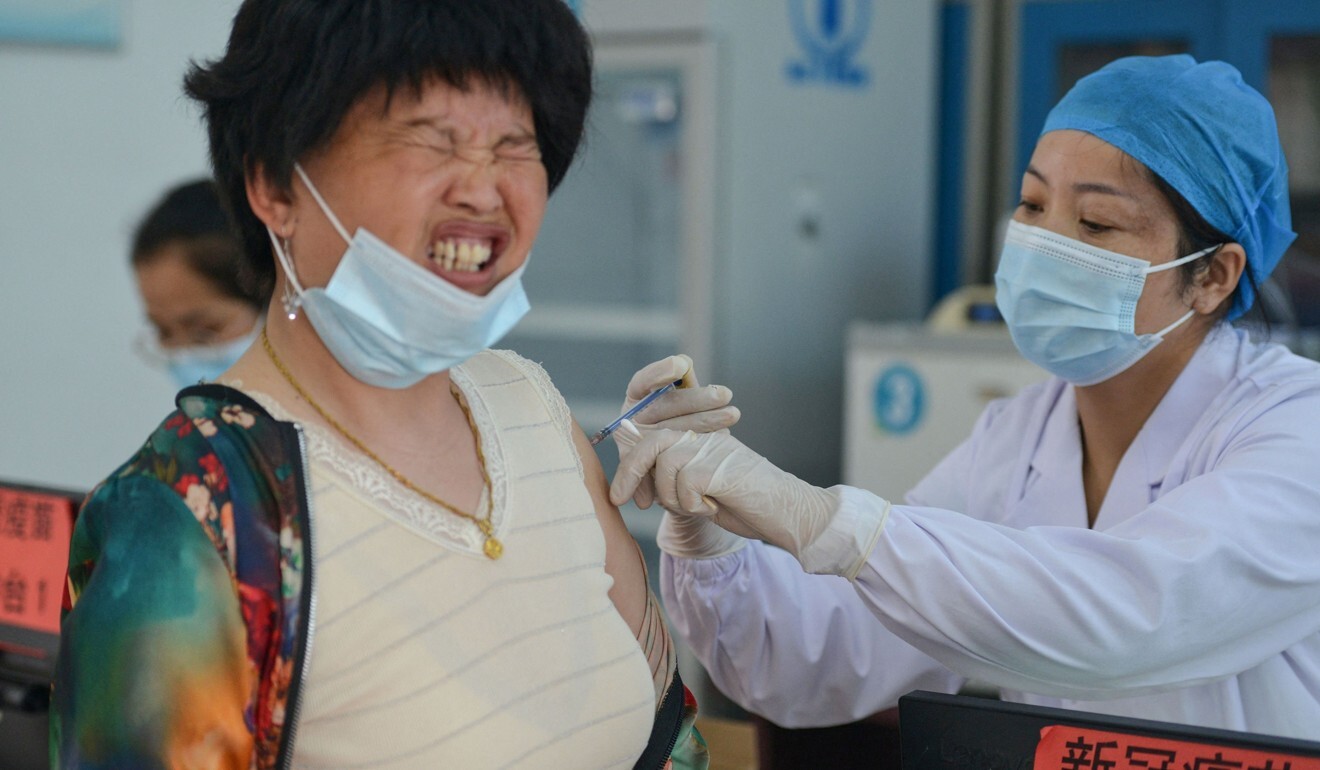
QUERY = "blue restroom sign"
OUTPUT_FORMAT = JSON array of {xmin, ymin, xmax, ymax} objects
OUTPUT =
[
  {"xmin": 786, "ymin": 0, "xmax": 871, "ymax": 87},
  {"xmin": 873, "ymin": 364, "xmax": 924, "ymax": 435}
]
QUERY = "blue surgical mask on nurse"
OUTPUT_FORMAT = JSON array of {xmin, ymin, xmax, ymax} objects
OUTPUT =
[{"xmin": 995, "ymin": 221, "xmax": 1219, "ymax": 386}]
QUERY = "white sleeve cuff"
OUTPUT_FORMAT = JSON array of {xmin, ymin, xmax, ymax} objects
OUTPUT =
[{"xmin": 796, "ymin": 485, "xmax": 890, "ymax": 579}]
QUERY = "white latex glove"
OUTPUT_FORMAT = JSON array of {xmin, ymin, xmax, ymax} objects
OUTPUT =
[
  {"xmin": 621, "ymin": 355, "xmax": 740, "ymax": 432},
  {"xmin": 614, "ymin": 355, "xmax": 739, "ymax": 508},
  {"xmin": 611, "ymin": 430, "xmax": 887, "ymax": 577},
  {"xmin": 614, "ymin": 421, "xmax": 746, "ymax": 560}
]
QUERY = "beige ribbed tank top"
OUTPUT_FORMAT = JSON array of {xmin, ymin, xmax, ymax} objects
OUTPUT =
[{"xmin": 255, "ymin": 350, "xmax": 655, "ymax": 769}]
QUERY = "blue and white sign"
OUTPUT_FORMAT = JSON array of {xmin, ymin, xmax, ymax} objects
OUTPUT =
[
  {"xmin": 786, "ymin": 0, "xmax": 871, "ymax": 87},
  {"xmin": 872, "ymin": 363, "xmax": 924, "ymax": 435},
  {"xmin": 0, "ymin": 0, "xmax": 121, "ymax": 47}
]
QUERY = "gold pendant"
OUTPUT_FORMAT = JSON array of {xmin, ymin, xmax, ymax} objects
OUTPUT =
[{"xmin": 483, "ymin": 536, "xmax": 504, "ymax": 560}]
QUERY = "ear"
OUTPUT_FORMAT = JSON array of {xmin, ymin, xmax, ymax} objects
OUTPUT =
[
  {"xmin": 1193, "ymin": 243, "xmax": 1247, "ymax": 316},
  {"xmin": 245, "ymin": 161, "xmax": 296, "ymax": 237}
]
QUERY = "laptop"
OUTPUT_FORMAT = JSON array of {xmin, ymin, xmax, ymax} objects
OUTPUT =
[{"xmin": 899, "ymin": 689, "xmax": 1320, "ymax": 769}]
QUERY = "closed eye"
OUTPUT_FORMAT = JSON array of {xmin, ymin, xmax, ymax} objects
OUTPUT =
[{"xmin": 496, "ymin": 136, "xmax": 541, "ymax": 161}]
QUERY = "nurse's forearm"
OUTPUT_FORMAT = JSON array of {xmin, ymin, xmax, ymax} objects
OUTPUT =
[
  {"xmin": 848, "ymin": 479, "xmax": 1320, "ymax": 697},
  {"xmin": 660, "ymin": 542, "xmax": 962, "ymax": 728}
]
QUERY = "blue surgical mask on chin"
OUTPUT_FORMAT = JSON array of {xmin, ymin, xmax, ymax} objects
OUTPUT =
[
  {"xmin": 166, "ymin": 325, "xmax": 260, "ymax": 390},
  {"xmin": 268, "ymin": 163, "xmax": 530, "ymax": 389},
  {"xmin": 994, "ymin": 221, "xmax": 1217, "ymax": 386}
]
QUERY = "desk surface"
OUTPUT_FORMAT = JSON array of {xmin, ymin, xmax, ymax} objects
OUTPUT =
[{"xmin": 697, "ymin": 717, "xmax": 758, "ymax": 770}]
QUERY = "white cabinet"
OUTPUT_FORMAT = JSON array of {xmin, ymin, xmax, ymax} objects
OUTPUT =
[{"xmin": 843, "ymin": 322, "xmax": 1046, "ymax": 497}]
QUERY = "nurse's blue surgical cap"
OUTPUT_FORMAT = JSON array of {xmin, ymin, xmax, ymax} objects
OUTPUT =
[{"xmin": 1042, "ymin": 54, "xmax": 1296, "ymax": 320}]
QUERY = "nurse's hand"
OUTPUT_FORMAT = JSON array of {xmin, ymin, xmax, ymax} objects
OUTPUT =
[
  {"xmin": 610, "ymin": 429, "xmax": 847, "ymax": 574},
  {"xmin": 614, "ymin": 355, "xmax": 739, "ymax": 508},
  {"xmin": 622, "ymin": 355, "xmax": 739, "ymax": 432},
  {"xmin": 614, "ymin": 420, "xmax": 747, "ymax": 560}
]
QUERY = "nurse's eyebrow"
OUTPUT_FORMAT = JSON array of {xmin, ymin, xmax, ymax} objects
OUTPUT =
[
  {"xmin": 1026, "ymin": 165, "xmax": 1132, "ymax": 198},
  {"xmin": 1073, "ymin": 181, "xmax": 1132, "ymax": 198}
]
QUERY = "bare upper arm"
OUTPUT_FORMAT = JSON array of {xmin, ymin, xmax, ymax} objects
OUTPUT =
[{"xmin": 570, "ymin": 421, "xmax": 649, "ymax": 636}]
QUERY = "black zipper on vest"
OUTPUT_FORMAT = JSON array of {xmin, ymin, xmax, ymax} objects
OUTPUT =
[
  {"xmin": 657, "ymin": 685, "xmax": 682, "ymax": 767},
  {"xmin": 636, "ymin": 668, "xmax": 687, "ymax": 769},
  {"xmin": 277, "ymin": 424, "xmax": 317, "ymax": 770}
]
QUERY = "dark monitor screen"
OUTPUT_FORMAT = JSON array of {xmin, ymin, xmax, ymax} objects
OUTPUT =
[
  {"xmin": 900, "ymin": 690, "xmax": 1320, "ymax": 770},
  {"xmin": 0, "ymin": 478, "xmax": 82, "ymax": 683}
]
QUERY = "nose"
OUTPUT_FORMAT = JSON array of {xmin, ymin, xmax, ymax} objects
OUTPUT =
[{"xmin": 443, "ymin": 151, "xmax": 503, "ymax": 215}]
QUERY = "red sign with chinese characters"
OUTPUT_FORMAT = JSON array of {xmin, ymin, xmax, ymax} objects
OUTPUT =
[
  {"xmin": 1036, "ymin": 724, "xmax": 1320, "ymax": 770},
  {"xmin": 0, "ymin": 488, "xmax": 74, "ymax": 636}
]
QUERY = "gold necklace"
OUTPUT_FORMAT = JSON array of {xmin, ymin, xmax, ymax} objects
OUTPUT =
[{"xmin": 261, "ymin": 329, "xmax": 503, "ymax": 560}]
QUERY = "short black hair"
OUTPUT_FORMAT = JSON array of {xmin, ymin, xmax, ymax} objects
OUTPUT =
[
  {"xmin": 131, "ymin": 178, "xmax": 266, "ymax": 309},
  {"xmin": 183, "ymin": 0, "xmax": 593, "ymax": 292}
]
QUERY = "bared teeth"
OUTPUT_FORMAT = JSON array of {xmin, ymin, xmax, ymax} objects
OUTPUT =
[{"xmin": 429, "ymin": 239, "xmax": 492, "ymax": 272}]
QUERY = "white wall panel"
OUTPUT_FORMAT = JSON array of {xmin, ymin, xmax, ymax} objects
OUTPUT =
[{"xmin": 0, "ymin": 1, "xmax": 242, "ymax": 488}]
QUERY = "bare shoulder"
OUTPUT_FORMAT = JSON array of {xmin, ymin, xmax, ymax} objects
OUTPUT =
[{"xmin": 569, "ymin": 422, "xmax": 649, "ymax": 634}]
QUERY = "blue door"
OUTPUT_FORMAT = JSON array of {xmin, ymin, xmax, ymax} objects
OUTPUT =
[
  {"xmin": 1219, "ymin": 1, "xmax": 1320, "ymax": 327},
  {"xmin": 1015, "ymin": 0, "xmax": 1217, "ymax": 192}
]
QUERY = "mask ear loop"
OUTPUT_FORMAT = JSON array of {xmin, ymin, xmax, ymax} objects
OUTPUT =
[
  {"xmin": 1145, "ymin": 243, "xmax": 1221, "ymax": 338},
  {"xmin": 294, "ymin": 163, "xmax": 354, "ymax": 246},
  {"xmin": 1144, "ymin": 243, "xmax": 1222, "ymax": 274},
  {"xmin": 1153, "ymin": 308, "xmax": 1196, "ymax": 339},
  {"xmin": 267, "ymin": 164, "xmax": 354, "ymax": 321}
]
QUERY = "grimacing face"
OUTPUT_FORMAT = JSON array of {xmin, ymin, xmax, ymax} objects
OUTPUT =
[
  {"xmin": 280, "ymin": 77, "xmax": 549, "ymax": 298},
  {"xmin": 1015, "ymin": 129, "xmax": 1193, "ymax": 338}
]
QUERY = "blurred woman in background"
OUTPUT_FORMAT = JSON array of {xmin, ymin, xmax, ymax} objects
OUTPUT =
[{"xmin": 131, "ymin": 178, "xmax": 263, "ymax": 389}]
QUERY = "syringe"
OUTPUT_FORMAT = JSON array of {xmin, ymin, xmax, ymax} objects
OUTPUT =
[{"xmin": 589, "ymin": 379, "xmax": 683, "ymax": 446}]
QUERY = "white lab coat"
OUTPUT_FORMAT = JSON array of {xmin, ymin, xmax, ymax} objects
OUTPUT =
[{"xmin": 662, "ymin": 327, "xmax": 1320, "ymax": 739}]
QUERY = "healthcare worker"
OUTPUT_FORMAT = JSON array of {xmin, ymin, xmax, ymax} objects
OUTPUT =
[
  {"xmin": 612, "ymin": 55, "xmax": 1320, "ymax": 739},
  {"xmin": 131, "ymin": 179, "xmax": 264, "ymax": 389}
]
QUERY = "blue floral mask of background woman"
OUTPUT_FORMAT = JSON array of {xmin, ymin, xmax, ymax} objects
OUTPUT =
[
  {"xmin": 995, "ymin": 221, "xmax": 1217, "ymax": 386},
  {"xmin": 268, "ymin": 164, "xmax": 530, "ymax": 389}
]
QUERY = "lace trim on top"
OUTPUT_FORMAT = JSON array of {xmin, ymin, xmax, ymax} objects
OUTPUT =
[{"xmin": 225, "ymin": 364, "xmax": 509, "ymax": 555}]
